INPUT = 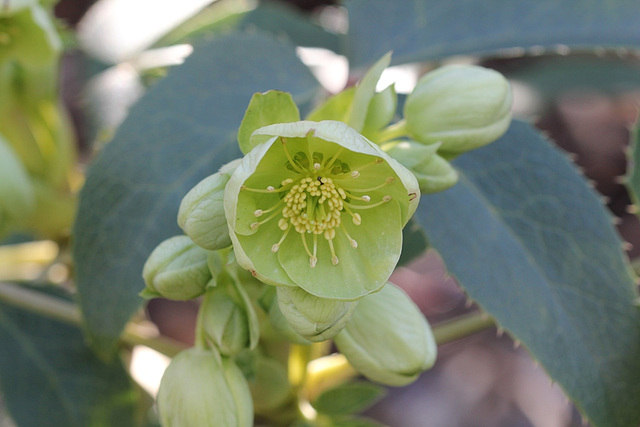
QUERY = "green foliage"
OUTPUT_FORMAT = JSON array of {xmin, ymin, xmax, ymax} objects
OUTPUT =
[
  {"xmin": 0, "ymin": 286, "xmax": 139, "ymax": 427},
  {"xmin": 416, "ymin": 120, "xmax": 640, "ymax": 427},
  {"xmin": 312, "ymin": 382, "xmax": 386, "ymax": 416},
  {"xmin": 346, "ymin": 0, "xmax": 640, "ymax": 67}
]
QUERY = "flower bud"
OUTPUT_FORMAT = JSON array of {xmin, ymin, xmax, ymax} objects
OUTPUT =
[
  {"xmin": 249, "ymin": 354, "xmax": 291, "ymax": 413},
  {"xmin": 0, "ymin": 134, "xmax": 35, "ymax": 236},
  {"xmin": 385, "ymin": 141, "xmax": 458, "ymax": 194},
  {"xmin": 178, "ymin": 160, "xmax": 241, "ymax": 250},
  {"xmin": 259, "ymin": 287, "xmax": 312, "ymax": 345},
  {"xmin": 334, "ymin": 282, "xmax": 437, "ymax": 386},
  {"xmin": 141, "ymin": 235, "xmax": 212, "ymax": 300},
  {"xmin": 157, "ymin": 347, "xmax": 253, "ymax": 427},
  {"xmin": 200, "ymin": 270, "xmax": 259, "ymax": 356},
  {"xmin": 277, "ymin": 286, "xmax": 357, "ymax": 342},
  {"xmin": 404, "ymin": 65, "xmax": 512, "ymax": 155}
]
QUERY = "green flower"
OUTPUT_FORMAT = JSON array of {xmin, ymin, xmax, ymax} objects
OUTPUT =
[
  {"xmin": 224, "ymin": 120, "xmax": 419, "ymax": 300},
  {"xmin": 157, "ymin": 347, "xmax": 253, "ymax": 427}
]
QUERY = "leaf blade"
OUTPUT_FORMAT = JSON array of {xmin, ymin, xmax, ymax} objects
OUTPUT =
[
  {"xmin": 346, "ymin": 0, "xmax": 640, "ymax": 67},
  {"xmin": 416, "ymin": 120, "xmax": 640, "ymax": 427}
]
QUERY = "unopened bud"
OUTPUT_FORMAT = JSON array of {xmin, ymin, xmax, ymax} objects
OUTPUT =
[
  {"xmin": 404, "ymin": 65, "xmax": 512, "ymax": 155},
  {"xmin": 157, "ymin": 347, "xmax": 253, "ymax": 427},
  {"xmin": 334, "ymin": 282, "xmax": 437, "ymax": 386},
  {"xmin": 141, "ymin": 235, "xmax": 212, "ymax": 300},
  {"xmin": 277, "ymin": 286, "xmax": 357, "ymax": 342}
]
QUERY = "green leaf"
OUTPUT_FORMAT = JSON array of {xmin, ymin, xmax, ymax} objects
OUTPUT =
[
  {"xmin": 346, "ymin": 0, "xmax": 640, "ymax": 67},
  {"xmin": 312, "ymin": 382, "xmax": 386, "ymax": 416},
  {"xmin": 416, "ymin": 120, "xmax": 640, "ymax": 427},
  {"xmin": 237, "ymin": 90, "xmax": 300, "ymax": 154},
  {"xmin": 73, "ymin": 32, "xmax": 320, "ymax": 357},
  {"xmin": 398, "ymin": 217, "xmax": 428, "ymax": 266},
  {"xmin": 240, "ymin": 2, "xmax": 341, "ymax": 52},
  {"xmin": 624, "ymin": 116, "xmax": 640, "ymax": 208},
  {"xmin": 0, "ymin": 286, "xmax": 138, "ymax": 427}
]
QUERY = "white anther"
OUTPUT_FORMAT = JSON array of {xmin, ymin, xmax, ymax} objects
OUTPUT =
[
  {"xmin": 382, "ymin": 195, "xmax": 391, "ymax": 202},
  {"xmin": 351, "ymin": 171, "xmax": 360, "ymax": 178},
  {"xmin": 350, "ymin": 239, "xmax": 358, "ymax": 248},
  {"xmin": 309, "ymin": 256, "xmax": 317, "ymax": 268},
  {"xmin": 254, "ymin": 209, "xmax": 263, "ymax": 217},
  {"xmin": 331, "ymin": 256, "xmax": 339, "ymax": 265},
  {"xmin": 352, "ymin": 213, "xmax": 362, "ymax": 225},
  {"xmin": 314, "ymin": 163, "xmax": 321, "ymax": 171},
  {"xmin": 266, "ymin": 186, "xmax": 275, "ymax": 192},
  {"xmin": 271, "ymin": 244, "xmax": 280, "ymax": 253},
  {"xmin": 362, "ymin": 195, "xmax": 371, "ymax": 202}
]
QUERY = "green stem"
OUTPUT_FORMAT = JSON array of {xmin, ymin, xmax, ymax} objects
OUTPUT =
[
  {"xmin": 432, "ymin": 310, "xmax": 495, "ymax": 345},
  {"xmin": 0, "ymin": 281, "xmax": 187, "ymax": 357},
  {"xmin": 375, "ymin": 119, "xmax": 408, "ymax": 143}
]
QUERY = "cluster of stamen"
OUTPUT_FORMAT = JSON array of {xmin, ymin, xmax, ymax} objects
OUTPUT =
[{"xmin": 242, "ymin": 136, "xmax": 395, "ymax": 268}]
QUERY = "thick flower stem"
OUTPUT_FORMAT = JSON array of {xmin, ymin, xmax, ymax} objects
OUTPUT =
[
  {"xmin": 0, "ymin": 281, "xmax": 187, "ymax": 356},
  {"xmin": 374, "ymin": 119, "xmax": 409, "ymax": 144}
]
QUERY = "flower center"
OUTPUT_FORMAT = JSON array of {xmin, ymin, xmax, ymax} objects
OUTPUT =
[{"xmin": 242, "ymin": 137, "xmax": 394, "ymax": 268}]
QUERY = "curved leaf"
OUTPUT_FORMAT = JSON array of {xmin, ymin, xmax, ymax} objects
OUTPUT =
[
  {"xmin": 0, "ymin": 286, "xmax": 137, "ymax": 427},
  {"xmin": 416, "ymin": 121, "xmax": 640, "ymax": 427},
  {"xmin": 73, "ymin": 32, "xmax": 320, "ymax": 357},
  {"xmin": 346, "ymin": 0, "xmax": 640, "ymax": 67}
]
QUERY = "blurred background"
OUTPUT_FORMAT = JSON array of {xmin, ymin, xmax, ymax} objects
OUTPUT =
[{"xmin": 4, "ymin": 0, "xmax": 640, "ymax": 426}]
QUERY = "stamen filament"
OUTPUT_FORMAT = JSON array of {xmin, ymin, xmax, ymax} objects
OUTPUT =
[
  {"xmin": 301, "ymin": 233, "xmax": 317, "ymax": 267},
  {"xmin": 254, "ymin": 199, "xmax": 285, "ymax": 217},
  {"xmin": 250, "ymin": 208, "xmax": 282, "ymax": 229},
  {"xmin": 324, "ymin": 148, "xmax": 344, "ymax": 170},
  {"xmin": 328, "ymin": 238, "xmax": 339, "ymax": 265},
  {"xmin": 340, "ymin": 224, "xmax": 358, "ymax": 248},
  {"xmin": 272, "ymin": 224, "xmax": 292, "ymax": 252},
  {"xmin": 242, "ymin": 185, "xmax": 289, "ymax": 194},
  {"xmin": 345, "ymin": 195, "xmax": 392, "ymax": 210}
]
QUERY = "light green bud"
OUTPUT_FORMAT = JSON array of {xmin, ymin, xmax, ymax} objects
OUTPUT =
[
  {"xmin": 157, "ymin": 347, "xmax": 253, "ymax": 427},
  {"xmin": 0, "ymin": 133, "xmax": 35, "ymax": 236},
  {"xmin": 259, "ymin": 287, "xmax": 312, "ymax": 345},
  {"xmin": 141, "ymin": 235, "xmax": 212, "ymax": 300},
  {"xmin": 404, "ymin": 65, "xmax": 512, "ymax": 156},
  {"xmin": 334, "ymin": 282, "xmax": 437, "ymax": 386},
  {"xmin": 200, "ymin": 270, "xmax": 259, "ymax": 356},
  {"xmin": 276, "ymin": 286, "xmax": 357, "ymax": 342},
  {"xmin": 384, "ymin": 141, "xmax": 458, "ymax": 194},
  {"xmin": 178, "ymin": 160, "xmax": 240, "ymax": 250}
]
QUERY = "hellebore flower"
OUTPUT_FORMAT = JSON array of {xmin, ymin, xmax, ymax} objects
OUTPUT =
[
  {"xmin": 224, "ymin": 120, "xmax": 419, "ymax": 300},
  {"xmin": 157, "ymin": 347, "xmax": 253, "ymax": 427}
]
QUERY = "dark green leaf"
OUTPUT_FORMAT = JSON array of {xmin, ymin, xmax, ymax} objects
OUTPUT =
[
  {"xmin": 312, "ymin": 382, "xmax": 386, "ymax": 416},
  {"xmin": 398, "ymin": 217, "xmax": 428, "ymax": 266},
  {"xmin": 0, "ymin": 286, "xmax": 138, "ymax": 427},
  {"xmin": 241, "ymin": 2, "xmax": 341, "ymax": 52},
  {"xmin": 416, "ymin": 120, "xmax": 640, "ymax": 427},
  {"xmin": 625, "ymin": 118, "xmax": 640, "ymax": 207},
  {"xmin": 73, "ymin": 32, "xmax": 320, "ymax": 357},
  {"xmin": 346, "ymin": 0, "xmax": 640, "ymax": 67}
]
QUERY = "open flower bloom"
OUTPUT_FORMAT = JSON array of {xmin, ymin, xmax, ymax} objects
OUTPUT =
[{"xmin": 224, "ymin": 120, "xmax": 419, "ymax": 300}]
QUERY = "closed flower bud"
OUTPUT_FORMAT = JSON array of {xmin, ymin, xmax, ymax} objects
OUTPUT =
[
  {"xmin": 200, "ymin": 270, "xmax": 259, "ymax": 356},
  {"xmin": 178, "ymin": 160, "xmax": 240, "ymax": 250},
  {"xmin": 277, "ymin": 286, "xmax": 357, "ymax": 342},
  {"xmin": 404, "ymin": 65, "xmax": 512, "ymax": 156},
  {"xmin": 157, "ymin": 348, "xmax": 253, "ymax": 427},
  {"xmin": 0, "ymin": 134, "xmax": 35, "ymax": 236},
  {"xmin": 141, "ymin": 235, "xmax": 212, "ymax": 300},
  {"xmin": 225, "ymin": 120, "xmax": 419, "ymax": 300},
  {"xmin": 385, "ymin": 141, "xmax": 458, "ymax": 194},
  {"xmin": 260, "ymin": 287, "xmax": 312, "ymax": 345},
  {"xmin": 334, "ymin": 282, "xmax": 437, "ymax": 386}
]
